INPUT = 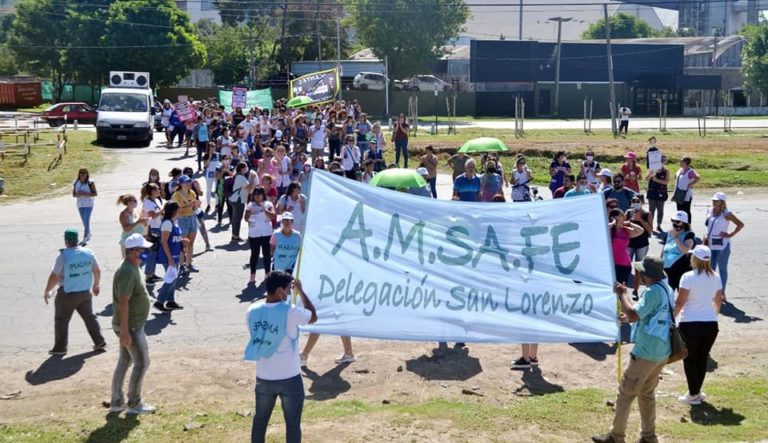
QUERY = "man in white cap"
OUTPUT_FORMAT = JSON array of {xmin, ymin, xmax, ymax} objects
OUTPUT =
[
  {"xmin": 110, "ymin": 233, "xmax": 155, "ymax": 415},
  {"xmin": 408, "ymin": 167, "xmax": 432, "ymax": 198}
]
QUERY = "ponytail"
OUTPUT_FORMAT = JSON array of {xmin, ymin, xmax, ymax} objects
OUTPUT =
[{"xmin": 116, "ymin": 194, "xmax": 135, "ymax": 206}]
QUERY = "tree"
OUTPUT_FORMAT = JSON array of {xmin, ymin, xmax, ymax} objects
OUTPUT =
[
  {"xmin": 0, "ymin": 14, "xmax": 18, "ymax": 75},
  {"xmin": 581, "ymin": 13, "xmax": 658, "ymax": 39},
  {"xmin": 352, "ymin": 0, "xmax": 469, "ymax": 80},
  {"xmin": 196, "ymin": 19, "xmax": 276, "ymax": 86},
  {"xmin": 742, "ymin": 22, "xmax": 768, "ymax": 96},
  {"xmin": 102, "ymin": 0, "xmax": 206, "ymax": 87},
  {"xmin": 215, "ymin": 0, "xmax": 276, "ymax": 26}
]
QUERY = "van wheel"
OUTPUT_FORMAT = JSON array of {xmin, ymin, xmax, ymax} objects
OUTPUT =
[{"xmin": 361, "ymin": 84, "xmax": 368, "ymax": 90}]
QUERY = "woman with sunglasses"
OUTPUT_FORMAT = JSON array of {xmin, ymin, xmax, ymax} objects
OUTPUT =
[
  {"xmin": 73, "ymin": 168, "xmax": 97, "ymax": 243},
  {"xmin": 626, "ymin": 195, "xmax": 654, "ymax": 298},
  {"xmin": 276, "ymin": 182, "xmax": 307, "ymax": 234},
  {"xmin": 662, "ymin": 211, "xmax": 696, "ymax": 290}
]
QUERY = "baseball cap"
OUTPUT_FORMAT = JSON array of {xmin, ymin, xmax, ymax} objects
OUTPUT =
[
  {"xmin": 691, "ymin": 245, "xmax": 712, "ymax": 261},
  {"xmin": 416, "ymin": 167, "xmax": 428, "ymax": 176},
  {"xmin": 179, "ymin": 175, "xmax": 192, "ymax": 185},
  {"xmin": 599, "ymin": 168, "xmax": 612, "ymax": 178},
  {"xmin": 280, "ymin": 211, "xmax": 294, "ymax": 222},
  {"xmin": 64, "ymin": 228, "xmax": 79, "ymax": 242},
  {"xmin": 711, "ymin": 192, "xmax": 726, "ymax": 202},
  {"xmin": 275, "ymin": 130, "xmax": 283, "ymax": 139},
  {"xmin": 624, "ymin": 151, "xmax": 637, "ymax": 160},
  {"xmin": 124, "ymin": 233, "xmax": 153, "ymax": 249},
  {"xmin": 163, "ymin": 99, "xmax": 171, "ymax": 104},
  {"xmin": 671, "ymin": 211, "xmax": 689, "ymax": 224}
]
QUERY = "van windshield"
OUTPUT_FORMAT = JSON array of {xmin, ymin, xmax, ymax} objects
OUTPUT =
[{"xmin": 99, "ymin": 93, "xmax": 147, "ymax": 112}]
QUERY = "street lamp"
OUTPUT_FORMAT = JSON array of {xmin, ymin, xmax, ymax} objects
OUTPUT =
[{"xmin": 549, "ymin": 16, "xmax": 572, "ymax": 117}]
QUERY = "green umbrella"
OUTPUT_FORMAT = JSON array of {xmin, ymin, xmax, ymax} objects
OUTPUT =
[
  {"xmin": 458, "ymin": 137, "xmax": 508, "ymax": 154},
  {"xmin": 369, "ymin": 168, "xmax": 427, "ymax": 189},
  {"xmin": 286, "ymin": 96, "xmax": 314, "ymax": 109}
]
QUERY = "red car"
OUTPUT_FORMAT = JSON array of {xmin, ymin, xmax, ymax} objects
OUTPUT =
[{"xmin": 42, "ymin": 102, "xmax": 98, "ymax": 127}]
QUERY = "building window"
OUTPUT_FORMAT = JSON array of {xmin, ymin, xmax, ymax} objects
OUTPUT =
[{"xmin": 202, "ymin": 0, "xmax": 216, "ymax": 11}]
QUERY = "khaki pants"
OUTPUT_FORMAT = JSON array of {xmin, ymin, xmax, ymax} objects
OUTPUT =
[{"xmin": 611, "ymin": 354, "xmax": 667, "ymax": 443}]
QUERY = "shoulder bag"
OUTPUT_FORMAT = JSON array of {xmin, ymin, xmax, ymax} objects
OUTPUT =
[{"xmin": 657, "ymin": 283, "xmax": 688, "ymax": 363}]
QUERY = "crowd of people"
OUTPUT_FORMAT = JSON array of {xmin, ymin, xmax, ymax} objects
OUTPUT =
[{"xmin": 47, "ymin": 97, "xmax": 747, "ymax": 442}]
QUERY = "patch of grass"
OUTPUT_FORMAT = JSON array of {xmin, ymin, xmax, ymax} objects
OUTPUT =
[
  {"xmin": 374, "ymin": 128, "xmax": 768, "ymax": 188},
  {"xmin": 2, "ymin": 377, "xmax": 765, "ymax": 442},
  {"xmin": 0, "ymin": 130, "xmax": 109, "ymax": 204}
]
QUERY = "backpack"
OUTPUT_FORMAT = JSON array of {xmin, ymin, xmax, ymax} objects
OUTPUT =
[{"xmin": 223, "ymin": 175, "xmax": 235, "ymax": 198}]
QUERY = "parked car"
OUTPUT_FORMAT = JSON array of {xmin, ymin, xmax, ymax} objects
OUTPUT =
[
  {"xmin": 42, "ymin": 102, "xmax": 98, "ymax": 127},
  {"xmin": 352, "ymin": 72, "xmax": 388, "ymax": 91},
  {"xmin": 405, "ymin": 75, "xmax": 452, "ymax": 92},
  {"xmin": 153, "ymin": 100, "xmax": 164, "ymax": 132},
  {"xmin": 393, "ymin": 80, "xmax": 405, "ymax": 91}
]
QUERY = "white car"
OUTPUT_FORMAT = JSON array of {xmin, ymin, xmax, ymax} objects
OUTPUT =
[
  {"xmin": 405, "ymin": 75, "xmax": 452, "ymax": 92},
  {"xmin": 352, "ymin": 72, "xmax": 388, "ymax": 91}
]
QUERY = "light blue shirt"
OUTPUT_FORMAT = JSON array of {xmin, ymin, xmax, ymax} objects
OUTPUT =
[
  {"xmin": 631, "ymin": 282, "xmax": 673, "ymax": 362},
  {"xmin": 272, "ymin": 230, "xmax": 301, "ymax": 272},
  {"xmin": 564, "ymin": 188, "xmax": 591, "ymax": 198},
  {"xmin": 662, "ymin": 230, "xmax": 694, "ymax": 268},
  {"xmin": 244, "ymin": 302, "xmax": 291, "ymax": 361},
  {"xmin": 58, "ymin": 247, "xmax": 95, "ymax": 293}
]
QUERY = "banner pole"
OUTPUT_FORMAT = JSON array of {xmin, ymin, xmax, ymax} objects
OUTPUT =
[
  {"xmin": 292, "ymin": 170, "xmax": 314, "ymax": 304},
  {"xmin": 617, "ymin": 298, "xmax": 622, "ymax": 384}
]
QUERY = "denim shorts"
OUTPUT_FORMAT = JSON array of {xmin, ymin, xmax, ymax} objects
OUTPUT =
[{"xmin": 177, "ymin": 215, "xmax": 198, "ymax": 235}]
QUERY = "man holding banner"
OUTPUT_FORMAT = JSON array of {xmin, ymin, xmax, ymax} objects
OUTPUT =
[{"xmin": 593, "ymin": 257, "xmax": 672, "ymax": 443}]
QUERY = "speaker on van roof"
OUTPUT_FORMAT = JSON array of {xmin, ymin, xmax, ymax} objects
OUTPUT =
[{"xmin": 109, "ymin": 71, "xmax": 150, "ymax": 88}]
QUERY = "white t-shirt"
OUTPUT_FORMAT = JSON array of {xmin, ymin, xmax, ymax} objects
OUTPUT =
[
  {"xmin": 259, "ymin": 117, "xmax": 271, "ymax": 136},
  {"xmin": 247, "ymin": 201, "xmax": 274, "ymax": 238},
  {"xmin": 73, "ymin": 181, "xmax": 95, "ymax": 208},
  {"xmin": 705, "ymin": 209, "xmax": 731, "ymax": 251},
  {"xmin": 278, "ymin": 193, "xmax": 307, "ymax": 232},
  {"xmin": 248, "ymin": 169, "xmax": 261, "ymax": 189},
  {"xmin": 310, "ymin": 125, "xmax": 326, "ymax": 149},
  {"xmin": 341, "ymin": 144, "xmax": 361, "ymax": 171},
  {"xmin": 205, "ymin": 155, "xmax": 220, "ymax": 180},
  {"xmin": 142, "ymin": 198, "xmax": 163, "ymax": 230},
  {"xmin": 619, "ymin": 107, "xmax": 631, "ymax": 121},
  {"xmin": 230, "ymin": 174, "xmax": 250, "ymax": 204},
  {"xmin": 218, "ymin": 136, "xmax": 234, "ymax": 156},
  {"xmin": 239, "ymin": 119, "xmax": 256, "ymax": 135},
  {"xmin": 675, "ymin": 168, "xmax": 698, "ymax": 202},
  {"xmin": 275, "ymin": 156, "xmax": 292, "ymax": 187},
  {"xmin": 247, "ymin": 302, "xmax": 311, "ymax": 381},
  {"xmin": 678, "ymin": 270, "xmax": 722, "ymax": 323}
]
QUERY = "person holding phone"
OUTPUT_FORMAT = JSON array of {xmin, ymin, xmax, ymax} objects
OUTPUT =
[{"xmin": 703, "ymin": 192, "xmax": 744, "ymax": 300}]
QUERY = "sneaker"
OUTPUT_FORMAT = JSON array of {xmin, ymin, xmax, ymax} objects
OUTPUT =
[
  {"xmin": 591, "ymin": 434, "xmax": 617, "ymax": 443},
  {"xmin": 678, "ymin": 392, "xmax": 702, "ymax": 405},
  {"xmin": 153, "ymin": 301, "xmax": 171, "ymax": 312},
  {"xmin": 529, "ymin": 357, "xmax": 539, "ymax": 366},
  {"xmin": 699, "ymin": 391, "xmax": 708, "ymax": 401},
  {"xmin": 656, "ymin": 225, "xmax": 663, "ymax": 232},
  {"xmin": 511, "ymin": 357, "xmax": 531, "ymax": 370},
  {"xmin": 205, "ymin": 206, "xmax": 211, "ymax": 214},
  {"xmin": 179, "ymin": 265, "xmax": 187, "ymax": 274},
  {"xmin": 48, "ymin": 349, "xmax": 67, "ymax": 356},
  {"xmin": 165, "ymin": 301, "xmax": 184, "ymax": 310},
  {"xmin": 187, "ymin": 265, "xmax": 200, "ymax": 273},
  {"xmin": 126, "ymin": 402, "xmax": 156, "ymax": 415},
  {"xmin": 108, "ymin": 404, "xmax": 126, "ymax": 414},
  {"xmin": 93, "ymin": 342, "xmax": 107, "ymax": 351},
  {"xmin": 146, "ymin": 275, "xmax": 163, "ymax": 283},
  {"xmin": 334, "ymin": 354, "xmax": 356, "ymax": 364},
  {"xmin": 300, "ymin": 354, "xmax": 308, "ymax": 367}
]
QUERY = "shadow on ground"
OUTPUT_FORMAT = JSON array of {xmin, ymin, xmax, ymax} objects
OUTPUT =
[
  {"xmin": 689, "ymin": 402, "xmax": 745, "ymax": 426},
  {"xmin": 25, "ymin": 351, "xmax": 104, "ymax": 385},
  {"xmin": 303, "ymin": 362, "xmax": 352, "ymax": 401},
  {"xmin": 721, "ymin": 301, "xmax": 763, "ymax": 323},
  {"xmin": 513, "ymin": 366, "xmax": 565, "ymax": 396},
  {"xmin": 405, "ymin": 346, "xmax": 483, "ymax": 381},
  {"xmin": 85, "ymin": 413, "xmax": 139, "ymax": 443},
  {"xmin": 568, "ymin": 342, "xmax": 617, "ymax": 361}
]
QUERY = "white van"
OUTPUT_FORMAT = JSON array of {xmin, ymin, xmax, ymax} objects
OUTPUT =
[{"xmin": 96, "ymin": 86, "xmax": 154, "ymax": 146}]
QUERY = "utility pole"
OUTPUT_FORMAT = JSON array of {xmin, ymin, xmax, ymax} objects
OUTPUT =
[
  {"xmin": 518, "ymin": 0, "xmax": 523, "ymax": 40},
  {"xmin": 316, "ymin": 0, "xmax": 323, "ymax": 72},
  {"xmin": 604, "ymin": 4, "xmax": 618, "ymax": 137},
  {"xmin": 385, "ymin": 55, "xmax": 390, "ymax": 117},
  {"xmin": 336, "ymin": 16, "xmax": 342, "ymax": 100},
  {"xmin": 549, "ymin": 17, "xmax": 571, "ymax": 117},
  {"xmin": 246, "ymin": 12, "xmax": 255, "ymax": 89}
]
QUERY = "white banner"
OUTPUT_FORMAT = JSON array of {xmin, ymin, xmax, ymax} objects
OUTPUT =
[{"xmin": 298, "ymin": 171, "xmax": 618, "ymax": 343}]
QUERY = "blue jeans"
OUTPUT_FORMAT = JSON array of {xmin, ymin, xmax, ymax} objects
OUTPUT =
[
  {"xmin": 78, "ymin": 206, "xmax": 93, "ymax": 239},
  {"xmin": 710, "ymin": 244, "xmax": 731, "ymax": 291},
  {"xmin": 156, "ymin": 263, "xmax": 177, "ymax": 303},
  {"xmin": 144, "ymin": 227, "xmax": 161, "ymax": 276},
  {"xmin": 252, "ymin": 374, "xmax": 304, "ymax": 443},
  {"xmin": 395, "ymin": 139, "xmax": 409, "ymax": 167},
  {"xmin": 427, "ymin": 177, "xmax": 437, "ymax": 198}
]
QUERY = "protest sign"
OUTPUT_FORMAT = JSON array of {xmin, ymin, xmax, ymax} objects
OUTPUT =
[
  {"xmin": 231, "ymin": 87, "xmax": 247, "ymax": 109},
  {"xmin": 175, "ymin": 101, "xmax": 195, "ymax": 122},
  {"xmin": 218, "ymin": 88, "xmax": 273, "ymax": 112},
  {"xmin": 648, "ymin": 150, "xmax": 662, "ymax": 171},
  {"xmin": 289, "ymin": 68, "xmax": 339, "ymax": 104},
  {"xmin": 298, "ymin": 171, "xmax": 618, "ymax": 344}
]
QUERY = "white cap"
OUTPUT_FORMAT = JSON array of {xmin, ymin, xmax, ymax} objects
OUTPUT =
[
  {"xmin": 711, "ymin": 192, "xmax": 726, "ymax": 202},
  {"xmin": 671, "ymin": 211, "xmax": 689, "ymax": 224},
  {"xmin": 691, "ymin": 245, "xmax": 712, "ymax": 261},
  {"xmin": 163, "ymin": 99, "xmax": 170, "ymax": 104},
  {"xmin": 124, "ymin": 233, "xmax": 153, "ymax": 249},
  {"xmin": 599, "ymin": 168, "xmax": 612, "ymax": 177},
  {"xmin": 275, "ymin": 130, "xmax": 283, "ymax": 139},
  {"xmin": 416, "ymin": 167, "xmax": 428, "ymax": 176},
  {"xmin": 280, "ymin": 211, "xmax": 294, "ymax": 221}
]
